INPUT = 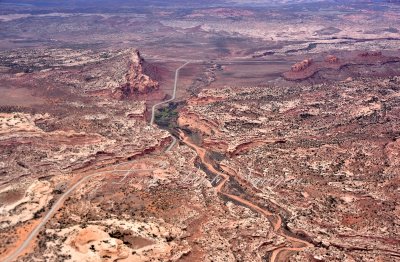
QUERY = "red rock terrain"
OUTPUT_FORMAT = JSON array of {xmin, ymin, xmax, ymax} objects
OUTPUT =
[
  {"xmin": 0, "ymin": 48, "xmax": 160, "ymax": 101},
  {"xmin": 1, "ymin": 0, "xmax": 400, "ymax": 261},
  {"xmin": 0, "ymin": 47, "xmax": 299, "ymax": 262},
  {"xmin": 283, "ymin": 51, "xmax": 400, "ymax": 81},
  {"xmin": 0, "ymin": 48, "xmax": 172, "ymax": 261},
  {"xmin": 115, "ymin": 50, "xmax": 160, "ymax": 99},
  {"xmin": 176, "ymin": 76, "xmax": 400, "ymax": 261}
]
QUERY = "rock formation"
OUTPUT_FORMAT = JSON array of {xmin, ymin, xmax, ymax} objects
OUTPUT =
[
  {"xmin": 291, "ymin": 59, "xmax": 313, "ymax": 72},
  {"xmin": 119, "ymin": 50, "xmax": 159, "ymax": 97},
  {"xmin": 325, "ymin": 54, "xmax": 339, "ymax": 63},
  {"xmin": 284, "ymin": 51, "xmax": 400, "ymax": 81}
]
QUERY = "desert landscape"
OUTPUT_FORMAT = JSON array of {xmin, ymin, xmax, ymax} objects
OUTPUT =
[{"xmin": 0, "ymin": 0, "xmax": 400, "ymax": 261}]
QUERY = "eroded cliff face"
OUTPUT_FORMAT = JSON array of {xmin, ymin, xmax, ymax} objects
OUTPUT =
[
  {"xmin": 115, "ymin": 50, "xmax": 159, "ymax": 99},
  {"xmin": 283, "ymin": 51, "xmax": 400, "ymax": 81},
  {"xmin": 0, "ymin": 48, "xmax": 160, "ymax": 101}
]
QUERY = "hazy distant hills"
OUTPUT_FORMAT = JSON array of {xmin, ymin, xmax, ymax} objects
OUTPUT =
[
  {"xmin": 0, "ymin": 0, "xmax": 338, "ymax": 10},
  {"xmin": 0, "ymin": 0, "xmax": 397, "ymax": 14}
]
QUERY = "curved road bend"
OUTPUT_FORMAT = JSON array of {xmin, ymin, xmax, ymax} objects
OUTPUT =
[{"xmin": 3, "ymin": 62, "xmax": 190, "ymax": 262}]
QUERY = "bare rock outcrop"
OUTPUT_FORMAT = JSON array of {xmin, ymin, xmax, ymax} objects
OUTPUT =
[
  {"xmin": 123, "ymin": 50, "xmax": 159, "ymax": 95},
  {"xmin": 291, "ymin": 59, "xmax": 313, "ymax": 72},
  {"xmin": 283, "ymin": 51, "xmax": 400, "ymax": 81},
  {"xmin": 325, "ymin": 55, "xmax": 339, "ymax": 63},
  {"xmin": 27, "ymin": 48, "xmax": 161, "ymax": 100},
  {"xmin": 116, "ymin": 50, "xmax": 159, "ymax": 98}
]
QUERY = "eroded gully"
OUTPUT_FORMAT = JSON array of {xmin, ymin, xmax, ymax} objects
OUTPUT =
[{"xmin": 176, "ymin": 130, "xmax": 313, "ymax": 261}]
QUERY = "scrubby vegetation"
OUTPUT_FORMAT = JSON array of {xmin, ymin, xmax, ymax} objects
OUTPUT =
[{"xmin": 154, "ymin": 103, "xmax": 179, "ymax": 130}]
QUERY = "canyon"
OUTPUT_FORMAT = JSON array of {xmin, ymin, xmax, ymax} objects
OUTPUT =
[{"xmin": 1, "ymin": 0, "xmax": 400, "ymax": 261}]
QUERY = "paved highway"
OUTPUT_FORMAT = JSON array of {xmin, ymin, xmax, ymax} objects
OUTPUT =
[
  {"xmin": 3, "ymin": 61, "xmax": 190, "ymax": 262},
  {"xmin": 150, "ymin": 61, "xmax": 190, "ymax": 125}
]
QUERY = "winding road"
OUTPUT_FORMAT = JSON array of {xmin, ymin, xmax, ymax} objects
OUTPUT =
[
  {"xmin": 2, "ymin": 62, "xmax": 190, "ymax": 262},
  {"xmin": 3, "ymin": 59, "xmax": 312, "ymax": 262}
]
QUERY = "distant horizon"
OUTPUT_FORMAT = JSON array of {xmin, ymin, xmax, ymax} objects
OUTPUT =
[{"xmin": 1, "ymin": 0, "xmax": 400, "ymax": 261}]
